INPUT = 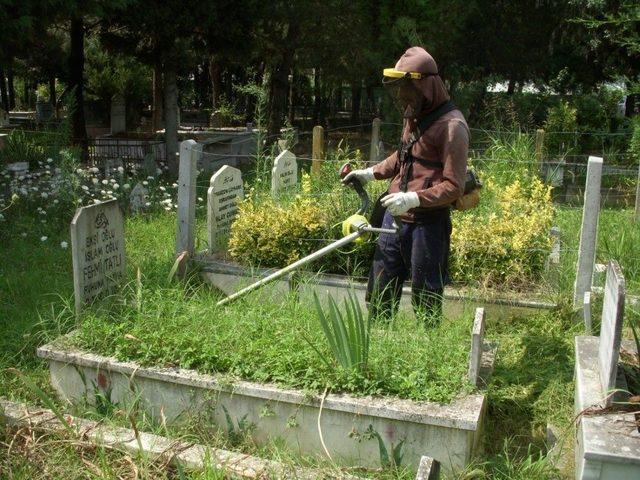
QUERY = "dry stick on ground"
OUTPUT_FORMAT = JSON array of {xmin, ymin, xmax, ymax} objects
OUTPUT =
[{"xmin": 317, "ymin": 386, "xmax": 333, "ymax": 463}]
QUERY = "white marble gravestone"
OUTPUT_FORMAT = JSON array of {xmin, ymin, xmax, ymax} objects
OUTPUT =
[
  {"xmin": 271, "ymin": 150, "xmax": 297, "ymax": 195},
  {"xmin": 207, "ymin": 165, "xmax": 243, "ymax": 253},
  {"xmin": 71, "ymin": 199, "xmax": 126, "ymax": 315},
  {"xmin": 110, "ymin": 95, "xmax": 126, "ymax": 134},
  {"xmin": 129, "ymin": 182, "xmax": 149, "ymax": 214},
  {"xmin": 598, "ymin": 260, "xmax": 625, "ymax": 407}
]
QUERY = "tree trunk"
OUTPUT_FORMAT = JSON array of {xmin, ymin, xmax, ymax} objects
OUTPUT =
[
  {"xmin": 313, "ymin": 68, "xmax": 322, "ymax": 125},
  {"xmin": 266, "ymin": 58, "xmax": 289, "ymax": 144},
  {"xmin": 507, "ymin": 78, "xmax": 516, "ymax": 95},
  {"xmin": 152, "ymin": 62, "xmax": 164, "ymax": 131},
  {"xmin": 48, "ymin": 76, "xmax": 56, "ymax": 107},
  {"xmin": 164, "ymin": 60, "xmax": 179, "ymax": 176},
  {"xmin": 350, "ymin": 81, "xmax": 361, "ymax": 124},
  {"xmin": 287, "ymin": 69, "xmax": 294, "ymax": 125},
  {"xmin": 7, "ymin": 62, "xmax": 15, "ymax": 110},
  {"xmin": 208, "ymin": 55, "xmax": 221, "ymax": 112},
  {"xmin": 625, "ymin": 93, "xmax": 637, "ymax": 117},
  {"xmin": 0, "ymin": 65, "xmax": 8, "ymax": 112},
  {"xmin": 70, "ymin": 15, "xmax": 88, "ymax": 160}
]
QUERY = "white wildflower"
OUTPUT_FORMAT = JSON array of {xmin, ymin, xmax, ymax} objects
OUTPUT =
[
  {"xmin": 102, "ymin": 179, "xmax": 108, "ymax": 185},
  {"xmin": 92, "ymin": 177, "xmax": 99, "ymax": 185},
  {"xmin": 40, "ymin": 236, "xmax": 48, "ymax": 242},
  {"xmin": 113, "ymin": 184, "xmax": 119, "ymax": 190},
  {"xmin": 142, "ymin": 181, "xmax": 148, "ymax": 186},
  {"xmin": 145, "ymin": 202, "xmax": 151, "ymax": 207},
  {"xmin": 159, "ymin": 186, "xmax": 166, "ymax": 192},
  {"xmin": 117, "ymin": 166, "xmax": 124, "ymax": 173},
  {"xmin": 53, "ymin": 199, "xmax": 59, "ymax": 204},
  {"xmin": 123, "ymin": 183, "xmax": 130, "ymax": 189},
  {"xmin": 60, "ymin": 241, "xmax": 68, "ymax": 249},
  {"xmin": 81, "ymin": 185, "xmax": 89, "ymax": 191},
  {"xmin": 47, "ymin": 158, "xmax": 53, "ymax": 164}
]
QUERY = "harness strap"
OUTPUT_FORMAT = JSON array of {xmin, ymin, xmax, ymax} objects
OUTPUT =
[{"xmin": 398, "ymin": 101, "xmax": 458, "ymax": 192}]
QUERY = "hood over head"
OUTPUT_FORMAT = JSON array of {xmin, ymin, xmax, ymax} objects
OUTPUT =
[{"xmin": 394, "ymin": 47, "xmax": 450, "ymax": 115}]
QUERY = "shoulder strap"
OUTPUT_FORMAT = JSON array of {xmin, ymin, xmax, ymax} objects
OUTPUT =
[{"xmin": 415, "ymin": 100, "xmax": 458, "ymax": 137}]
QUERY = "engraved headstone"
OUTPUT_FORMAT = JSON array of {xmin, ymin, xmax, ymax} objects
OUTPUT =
[
  {"xmin": 71, "ymin": 199, "xmax": 126, "ymax": 315},
  {"xmin": 598, "ymin": 260, "xmax": 625, "ymax": 407},
  {"xmin": 271, "ymin": 150, "xmax": 297, "ymax": 195},
  {"xmin": 129, "ymin": 182, "xmax": 149, "ymax": 214},
  {"xmin": 415, "ymin": 455, "xmax": 440, "ymax": 480},
  {"xmin": 208, "ymin": 165, "xmax": 243, "ymax": 253}
]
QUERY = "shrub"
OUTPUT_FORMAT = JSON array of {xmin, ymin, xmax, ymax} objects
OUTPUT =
[
  {"xmin": 450, "ymin": 176, "xmax": 553, "ymax": 287},
  {"xmin": 543, "ymin": 101, "xmax": 578, "ymax": 157},
  {"xmin": 228, "ymin": 189, "xmax": 329, "ymax": 267}
]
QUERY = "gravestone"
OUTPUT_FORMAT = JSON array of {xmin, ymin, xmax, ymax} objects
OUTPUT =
[
  {"xmin": 0, "ymin": 108, "xmax": 9, "ymax": 127},
  {"xmin": 583, "ymin": 291, "xmax": 592, "ymax": 335},
  {"xmin": 70, "ymin": 199, "xmax": 126, "ymax": 315},
  {"xmin": 468, "ymin": 307, "xmax": 486, "ymax": 387},
  {"xmin": 129, "ymin": 182, "xmax": 149, "ymax": 214},
  {"xmin": 110, "ymin": 95, "xmax": 126, "ymax": 134},
  {"xmin": 175, "ymin": 140, "xmax": 201, "ymax": 256},
  {"xmin": 598, "ymin": 260, "xmax": 625, "ymax": 407},
  {"xmin": 271, "ymin": 150, "xmax": 297, "ymax": 195},
  {"xmin": 207, "ymin": 165, "xmax": 244, "ymax": 253},
  {"xmin": 415, "ymin": 455, "xmax": 440, "ymax": 480},
  {"xmin": 143, "ymin": 152, "xmax": 157, "ymax": 177},
  {"xmin": 7, "ymin": 162, "xmax": 28, "ymax": 177}
]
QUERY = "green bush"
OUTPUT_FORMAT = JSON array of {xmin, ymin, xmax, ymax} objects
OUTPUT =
[{"xmin": 543, "ymin": 101, "xmax": 578, "ymax": 157}]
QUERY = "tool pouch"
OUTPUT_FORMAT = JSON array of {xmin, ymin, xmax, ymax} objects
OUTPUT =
[{"xmin": 454, "ymin": 169, "xmax": 482, "ymax": 211}]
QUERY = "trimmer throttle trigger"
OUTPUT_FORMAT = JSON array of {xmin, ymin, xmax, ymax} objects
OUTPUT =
[{"xmin": 339, "ymin": 162, "xmax": 370, "ymax": 216}]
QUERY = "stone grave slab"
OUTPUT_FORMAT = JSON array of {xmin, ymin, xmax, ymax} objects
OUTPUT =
[
  {"xmin": 271, "ymin": 150, "xmax": 297, "ymax": 195},
  {"xmin": 598, "ymin": 260, "xmax": 625, "ymax": 407},
  {"xmin": 71, "ymin": 199, "xmax": 126, "ymax": 315},
  {"xmin": 207, "ymin": 165, "xmax": 244, "ymax": 253},
  {"xmin": 129, "ymin": 182, "xmax": 149, "ymax": 214}
]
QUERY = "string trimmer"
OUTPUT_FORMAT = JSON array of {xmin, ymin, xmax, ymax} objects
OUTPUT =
[{"xmin": 216, "ymin": 163, "xmax": 398, "ymax": 307}]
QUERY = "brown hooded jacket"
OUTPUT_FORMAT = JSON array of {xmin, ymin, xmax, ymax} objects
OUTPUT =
[{"xmin": 372, "ymin": 47, "xmax": 470, "ymax": 222}]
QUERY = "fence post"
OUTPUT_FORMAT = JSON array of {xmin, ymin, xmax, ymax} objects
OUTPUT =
[
  {"xmin": 573, "ymin": 156, "xmax": 603, "ymax": 308},
  {"xmin": 311, "ymin": 125, "xmax": 324, "ymax": 177},
  {"xmin": 635, "ymin": 162, "xmax": 640, "ymax": 222},
  {"xmin": 535, "ymin": 128, "xmax": 545, "ymax": 173},
  {"xmin": 369, "ymin": 118, "xmax": 381, "ymax": 165},
  {"xmin": 176, "ymin": 139, "xmax": 199, "ymax": 257}
]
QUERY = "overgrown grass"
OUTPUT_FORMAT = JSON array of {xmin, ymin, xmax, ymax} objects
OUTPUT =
[
  {"xmin": 69, "ymin": 277, "xmax": 473, "ymax": 403},
  {"xmin": 0, "ymin": 195, "xmax": 614, "ymax": 479}
]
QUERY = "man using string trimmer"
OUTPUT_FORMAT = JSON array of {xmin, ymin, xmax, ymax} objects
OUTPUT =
[{"xmin": 343, "ymin": 46, "xmax": 471, "ymax": 327}]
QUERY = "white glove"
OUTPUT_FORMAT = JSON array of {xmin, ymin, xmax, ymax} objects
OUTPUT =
[
  {"xmin": 381, "ymin": 192, "xmax": 420, "ymax": 216},
  {"xmin": 342, "ymin": 167, "xmax": 375, "ymax": 185}
]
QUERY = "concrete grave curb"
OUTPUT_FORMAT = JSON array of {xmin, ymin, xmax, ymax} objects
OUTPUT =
[{"xmin": 0, "ymin": 397, "xmax": 358, "ymax": 479}]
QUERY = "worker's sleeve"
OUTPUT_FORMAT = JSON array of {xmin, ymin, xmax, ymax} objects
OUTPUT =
[
  {"xmin": 371, "ymin": 150, "xmax": 399, "ymax": 180},
  {"xmin": 416, "ymin": 120, "xmax": 469, "ymax": 208}
]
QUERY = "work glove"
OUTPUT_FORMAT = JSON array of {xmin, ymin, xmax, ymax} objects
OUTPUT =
[
  {"xmin": 342, "ymin": 167, "xmax": 375, "ymax": 186},
  {"xmin": 381, "ymin": 191, "xmax": 420, "ymax": 216}
]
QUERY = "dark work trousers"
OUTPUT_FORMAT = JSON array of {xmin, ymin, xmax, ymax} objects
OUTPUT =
[{"xmin": 366, "ymin": 209, "xmax": 452, "ymax": 326}]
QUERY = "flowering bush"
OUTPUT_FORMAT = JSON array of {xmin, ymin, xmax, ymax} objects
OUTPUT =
[
  {"xmin": 0, "ymin": 149, "xmax": 179, "ymax": 241},
  {"xmin": 228, "ymin": 183, "xmax": 329, "ymax": 266},
  {"xmin": 450, "ymin": 176, "xmax": 554, "ymax": 287}
]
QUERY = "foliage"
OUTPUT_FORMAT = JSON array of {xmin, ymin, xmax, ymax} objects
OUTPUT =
[
  {"xmin": 451, "ymin": 177, "xmax": 554, "ymax": 288},
  {"xmin": 629, "ymin": 116, "xmax": 640, "ymax": 164},
  {"xmin": 309, "ymin": 291, "xmax": 370, "ymax": 374},
  {"xmin": 543, "ymin": 101, "xmax": 578, "ymax": 157},
  {"xmin": 0, "ymin": 130, "xmax": 48, "ymax": 169},
  {"xmin": 228, "ymin": 190, "xmax": 328, "ymax": 267}
]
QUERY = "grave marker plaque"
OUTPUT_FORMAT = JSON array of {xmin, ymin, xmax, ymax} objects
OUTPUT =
[
  {"xmin": 271, "ymin": 150, "xmax": 297, "ymax": 195},
  {"xmin": 598, "ymin": 260, "xmax": 625, "ymax": 407},
  {"xmin": 71, "ymin": 199, "xmax": 126, "ymax": 315},
  {"xmin": 207, "ymin": 165, "xmax": 243, "ymax": 253}
]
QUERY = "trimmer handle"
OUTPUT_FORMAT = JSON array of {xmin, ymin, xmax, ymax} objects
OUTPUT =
[{"xmin": 340, "ymin": 162, "xmax": 369, "ymax": 216}]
